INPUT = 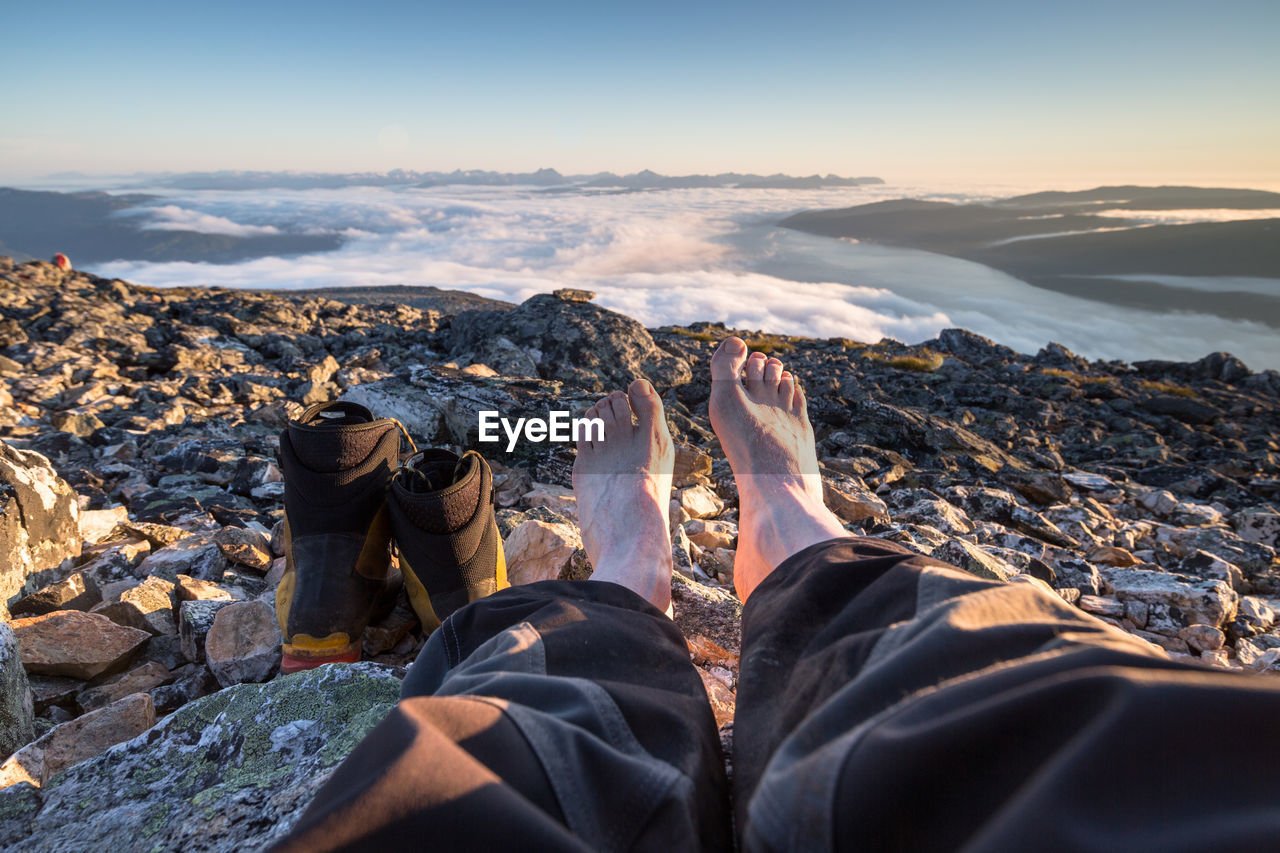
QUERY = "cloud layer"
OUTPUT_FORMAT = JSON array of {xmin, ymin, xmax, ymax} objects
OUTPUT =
[{"xmin": 91, "ymin": 183, "xmax": 1280, "ymax": 370}]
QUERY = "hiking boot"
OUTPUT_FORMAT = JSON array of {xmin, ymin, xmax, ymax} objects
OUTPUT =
[
  {"xmin": 276, "ymin": 401, "xmax": 404, "ymax": 674},
  {"xmin": 389, "ymin": 449, "xmax": 507, "ymax": 631}
]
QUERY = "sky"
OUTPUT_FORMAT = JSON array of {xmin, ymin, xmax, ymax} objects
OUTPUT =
[{"xmin": 2, "ymin": 0, "xmax": 1279, "ymax": 188}]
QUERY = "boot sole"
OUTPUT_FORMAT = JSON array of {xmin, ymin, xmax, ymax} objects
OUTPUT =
[{"xmin": 280, "ymin": 637, "xmax": 363, "ymax": 674}]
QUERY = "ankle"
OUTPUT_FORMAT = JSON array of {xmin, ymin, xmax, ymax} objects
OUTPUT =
[{"xmin": 741, "ymin": 493, "xmax": 848, "ymax": 574}]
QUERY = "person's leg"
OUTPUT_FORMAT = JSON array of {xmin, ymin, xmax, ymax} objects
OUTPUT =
[
  {"xmin": 275, "ymin": 381, "xmax": 731, "ymax": 852},
  {"xmin": 710, "ymin": 337, "xmax": 1280, "ymax": 852}
]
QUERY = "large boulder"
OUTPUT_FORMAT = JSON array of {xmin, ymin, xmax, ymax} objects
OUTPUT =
[
  {"xmin": 0, "ymin": 623, "xmax": 34, "ymax": 760},
  {"xmin": 11, "ymin": 611, "xmax": 150, "ymax": 680},
  {"xmin": 1101, "ymin": 568, "xmax": 1238, "ymax": 633},
  {"xmin": 0, "ymin": 442, "xmax": 81, "ymax": 618},
  {"xmin": 448, "ymin": 291, "xmax": 692, "ymax": 391},
  {"xmin": 0, "ymin": 663, "xmax": 402, "ymax": 851}
]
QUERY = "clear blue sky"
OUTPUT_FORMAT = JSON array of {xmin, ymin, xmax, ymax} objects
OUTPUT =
[{"xmin": 3, "ymin": 0, "xmax": 1278, "ymax": 187}]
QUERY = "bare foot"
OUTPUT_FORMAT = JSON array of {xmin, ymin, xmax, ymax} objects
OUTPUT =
[
  {"xmin": 572, "ymin": 379, "xmax": 675, "ymax": 612},
  {"xmin": 709, "ymin": 337, "xmax": 848, "ymax": 602}
]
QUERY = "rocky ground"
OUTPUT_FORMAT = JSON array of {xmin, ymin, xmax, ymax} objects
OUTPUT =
[{"xmin": 0, "ymin": 257, "xmax": 1278, "ymax": 850}]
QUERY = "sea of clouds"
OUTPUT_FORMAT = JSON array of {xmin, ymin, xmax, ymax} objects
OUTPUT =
[{"xmin": 87, "ymin": 182, "xmax": 1280, "ymax": 370}]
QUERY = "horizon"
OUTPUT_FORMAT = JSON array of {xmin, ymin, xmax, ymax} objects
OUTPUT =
[
  {"xmin": 6, "ymin": 168, "xmax": 1280, "ymax": 197},
  {"xmin": 2, "ymin": 0, "xmax": 1278, "ymax": 189}
]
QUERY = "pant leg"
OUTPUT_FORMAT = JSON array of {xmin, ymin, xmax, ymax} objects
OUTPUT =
[
  {"xmin": 735, "ymin": 537, "xmax": 1280, "ymax": 852},
  {"xmin": 275, "ymin": 580, "xmax": 732, "ymax": 852}
]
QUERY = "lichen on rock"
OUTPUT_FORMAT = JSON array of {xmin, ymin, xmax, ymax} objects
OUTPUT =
[{"xmin": 0, "ymin": 662, "xmax": 402, "ymax": 851}]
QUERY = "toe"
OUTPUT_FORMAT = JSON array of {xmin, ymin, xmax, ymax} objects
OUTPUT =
[
  {"xmin": 778, "ymin": 370, "xmax": 795, "ymax": 406},
  {"xmin": 606, "ymin": 390, "xmax": 635, "ymax": 435},
  {"xmin": 710, "ymin": 336, "xmax": 748, "ymax": 382},
  {"xmin": 792, "ymin": 384, "xmax": 809, "ymax": 421},
  {"xmin": 744, "ymin": 352, "xmax": 767, "ymax": 392},
  {"xmin": 764, "ymin": 357, "xmax": 784, "ymax": 392},
  {"xmin": 577, "ymin": 402, "xmax": 605, "ymax": 451},
  {"xmin": 628, "ymin": 378, "xmax": 663, "ymax": 431}
]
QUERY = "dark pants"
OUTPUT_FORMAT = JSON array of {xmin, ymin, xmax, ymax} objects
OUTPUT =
[{"xmin": 275, "ymin": 538, "xmax": 1280, "ymax": 852}]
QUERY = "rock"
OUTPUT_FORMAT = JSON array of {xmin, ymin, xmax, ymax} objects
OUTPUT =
[
  {"xmin": 174, "ymin": 573, "xmax": 235, "ymax": 602},
  {"xmin": 1140, "ymin": 394, "xmax": 1220, "ymax": 425},
  {"xmin": 1194, "ymin": 351, "xmax": 1251, "ymax": 383},
  {"xmin": 25, "ymin": 676, "xmax": 79, "ymax": 715},
  {"xmin": 520, "ymin": 482, "xmax": 577, "ymax": 518},
  {"xmin": 342, "ymin": 373, "xmax": 515, "ymax": 446},
  {"xmin": 0, "ymin": 663, "xmax": 401, "ymax": 851},
  {"xmin": 213, "ymin": 527, "xmax": 273, "ymax": 573},
  {"xmin": 1177, "ymin": 624, "xmax": 1225, "ymax": 653},
  {"xmin": 1235, "ymin": 634, "xmax": 1280, "ymax": 671},
  {"xmin": 0, "ymin": 693, "xmax": 155, "ymax": 789},
  {"xmin": 1061, "ymin": 471, "xmax": 1123, "ymax": 499},
  {"xmin": 999, "ymin": 469, "xmax": 1072, "ymax": 505},
  {"xmin": 0, "ymin": 624, "xmax": 35, "ymax": 760},
  {"xmin": 204, "ymin": 601, "xmax": 282, "ymax": 688},
  {"xmin": 552, "ymin": 288, "xmax": 596, "ymax": 303},
  {"xmin": 1087, "ymin": 546, "xmax": 1141, "ymax": 567},
  {"xmin": 822, "ymin": 471, "xmax": 890, "ymax": 524},
  {"xmin": 671, "ymin": 525, "xmax": 711, "ymax": 582},
  {"xmin": 75, "ymin": 662, "xmax": 172, "ymax": 712},
  {"xmin": 673, "ymin": 443, "xmax": 713, "ymax": 487},
  {"xmin": 1133, "ymin": 629, "xmax": 1190, "ymax": 654},
  {"xmin": 1180, "ymin": 550, "xmax": 1244, "ymax": 590},
  {"xmin": 77, "ymin": 507, "xmax": 129, "ymax": 546},
  {"xmin": 1078, "ymin": 595, "xmax": 1126, "ymax": 620},
  {"xmin": 0, "ymin": 441, "xmax": 82, "ymax": 615},
  {"xmin": 177, "ymin": 598, "xmax": 234, "ymax": 665},
  {"xmin": 678, "ymin": 484, "xmax": 726, "ymax": 519},
  {"xmin": 1101, "ymin": 568, "xmax": 1237, "ymax": 631},
  {"xmin": 1051, "ymin": 558, "xmax": 1104, "ymax": 596},
  {"xmin": 930, "ymin": 539, "xmax": 1017, "ymax": 582},
  {"xmin": 697, "ymin": 668, "xmax": 736, "ymax": 729},
  {"xmin": 1233, "ymin": 507, "xmax": 1280, "ymax": 549},
  {"xmin": 685, "ymin": 519, "xmax": 738, "ymax": 552},
  {"xmin": 76, "ymin": 539, "xmax": 151, "ymax": 584},
  {"xmin": 12, "ymin": 611, "xmax": 150, "ymax": 680},
  {"xmin": 148, "ymin": 664, "xmax": 220, "ymax": 715},
  {"xmin": 138, "ymin": 634, "xmax": 189, "ymax": 671},
  {"xmin": 135, "ymin": 535, "xmax": 230, "ymax": 581},
  {"xmin": 899, "ymin": 498, "xmax": 974, "ymax": 537},
  {"xmin": 363, "ymin": 599, "xmax": 420, "ymax": 657},
  {"xmin": 88, "ymin": 599, "xmax": 155, "ymax": 635},
  {"xmin": 671, "ymin": 573, "xmax": 742, "ymax": 655},
  {"xmin": 448, "ymin": 292, "xmax": 692, "ymax": 391},
  {"xmin": 114, "ymin": 576, "xmax": 178, "ymax": 635},
  {"xmin": 8, "ymin": 573, "xmax": 101, "ymax": 618},
  {"xmin": 264, "ymin": 557, "xmax": 287, "ymax": 589},
  {"xmin": 458, "ymin": 363, "xmax": 498, "ymax": 378},
  {"xmin": 1238, "ymin": 596, "xmax": 1277, "ymax": 633},
  {"xmin": 493, "ymin": 465, "xmax": 534, "ymax": 507},
  {"xmin": 118, "ymin": 521, "xmax": 190, "ymax": 550},
  {"xmin": 686, "ymin": 633, "xmax": 739, "ymax": 670},
  {"xmin": 504, "ymin": 517, "xmax": 583, "ymax": 585}
]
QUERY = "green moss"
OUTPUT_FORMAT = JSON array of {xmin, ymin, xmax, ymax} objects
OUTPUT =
[
  {"xmin": 671, "ymin": 328, "xmax": 718, "ymax": 342},
  {"xmin": 741, "ymin": 334, "xmax": 795, "ymax": 355},
  {"xmin": 1139, "ymin": 379, "xmax": 1197, "ymax": 398},
  {"xmin": 870, "ymin": 349, "xmax": 944, "ymax": 372}
]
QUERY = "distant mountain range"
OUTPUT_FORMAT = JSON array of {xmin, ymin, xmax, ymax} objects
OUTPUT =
[
  {"xmin": 0, "ymin": 188, "xmax": 340, "ymax": 265},
  {"xmin": 42, "ymin": 168, "xmax": 884, "ymax": 192},
  {"xmin": 782, "ymin": 186, "xmax": 1280, "ymax": 327}
]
